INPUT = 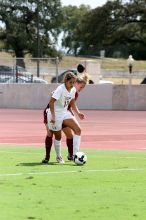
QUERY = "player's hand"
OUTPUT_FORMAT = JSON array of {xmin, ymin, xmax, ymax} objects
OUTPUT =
[
  {"xmin": 50, "ymin": 120, "xmax": 55, "ymax": 124},
  {"xmin": 78, "ymin": 112, "xmax": 85, "ymax": 120},
  {"xmin": 50, "ymin": 116, "xmax": 55, "ymax": 124}
]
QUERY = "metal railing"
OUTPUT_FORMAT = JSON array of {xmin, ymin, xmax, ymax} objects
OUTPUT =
[
  {"xmin": 0, "ymin": 57, "xmax": 59, "ymax": 83},
  {"xmin": 1, "ymin": 56, "xmax": 146, "ymax": 84}
]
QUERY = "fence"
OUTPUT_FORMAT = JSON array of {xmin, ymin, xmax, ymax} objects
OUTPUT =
[
  {"xmin": 0, "ymin": 57, "xmax": 59, "ymax": 83},
  {"xmin": 0, "ymin": 55, "xmax": 146, "ymax": 84},
  {"xmin": 0, "ymin": 56, "xmax": 102, "ymax": 84},
  {"xmin": 100, "ymin": 58, "xmax": 146, "ymax": 85}
]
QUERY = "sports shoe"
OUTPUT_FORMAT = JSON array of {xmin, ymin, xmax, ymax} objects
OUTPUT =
[
  {"xmin": 56, "ymin": 156, "xmax": 65, "ymax": 164},
  {"xmin": 42, "ymin": 158, "xmax": 49, "ymax": 164},
  {"xmin": 67, "ymin": 155, "xmax": 74, "ymax": 161}
]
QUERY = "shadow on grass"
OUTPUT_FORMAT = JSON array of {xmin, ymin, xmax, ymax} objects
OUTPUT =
[{"xmin": 17, "ymin": 161, "xmax": 76, "ymax": 167}]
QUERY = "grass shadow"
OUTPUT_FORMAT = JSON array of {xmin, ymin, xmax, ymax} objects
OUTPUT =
[
  {"xmin": 17, "ymin": 162, "xmax": 57, "ymax": 166},
  {"xmin": 17, "ymin": 161, "xmax": 76, "ymax": 167}
]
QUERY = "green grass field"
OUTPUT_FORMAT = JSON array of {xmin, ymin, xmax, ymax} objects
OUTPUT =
[{"xmin": 0, "ymin": 146, "xmax": 146, "ymax": 220}]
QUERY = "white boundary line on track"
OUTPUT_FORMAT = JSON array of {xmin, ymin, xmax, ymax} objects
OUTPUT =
[
  {"xmin": 0, "ymin": 168, "xmax": 145, "ymax": 177},
  {"xmin": 0, "ymin": 150, "xmax": 41, "ymax": 155},
  {"xmin": 0, "ymin": 143, "xmax": 42, "ymax": 146}
]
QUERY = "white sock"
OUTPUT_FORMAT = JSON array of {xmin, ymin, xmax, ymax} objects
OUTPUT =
[
  {"xmin": 54, "ymin": 139, "xmax": 61, "ymax": 157},
  {"xmin": 73, "ymin": 135, "xmax": 81, "ymax": 155}
]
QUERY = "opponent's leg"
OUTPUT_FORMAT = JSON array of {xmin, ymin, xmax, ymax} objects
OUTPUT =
[
  {"xmin": 42, "ymin": 125, "xmax": 53, "ymax": 164},
  {"xmin": 63, "ymin": 118, "xmax": 81, "ymax": 155},
  {"xmin": 63, "ymin": 127, "xmax": 73, "ymax": 160}
]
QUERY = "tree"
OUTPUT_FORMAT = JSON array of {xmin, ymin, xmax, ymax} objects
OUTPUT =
[
  {"xmin": 76, "ymin": 0, "xmax": 125, "ymax": 56},
  {"xmin": 75, "ymin": 0, "xmax": 146, "ymax": 59},
  {"xmin": 61, "ymin": 5, "xmax": 91, "ymax": 55},
  {"xmin": 0, "ymin": 0, "xmax": 63, "ymax": 66},
  {"xmin": 110, "ymin": 0, "xmax": 146, "ymax": 59}
]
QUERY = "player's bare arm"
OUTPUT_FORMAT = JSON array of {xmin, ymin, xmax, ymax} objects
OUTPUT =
[
  {"xmin": 70, "ymin": 99, "xmax": 85, "ymax": 120},
  {"xmin": 49, "ymin": 97, "xmax": 56, "ymax": 123}
]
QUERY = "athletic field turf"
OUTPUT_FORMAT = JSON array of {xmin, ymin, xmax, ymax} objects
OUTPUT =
[{"xmin": 0, "ymin": 145, "xmax": 146, "ymax": 220}]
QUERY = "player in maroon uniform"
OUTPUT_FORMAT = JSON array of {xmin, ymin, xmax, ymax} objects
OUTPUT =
[{"xmin": 42, "ymin": 76, "xmax": 87, "ymax": 164}]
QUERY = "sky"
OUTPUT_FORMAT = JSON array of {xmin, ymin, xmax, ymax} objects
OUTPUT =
[{"xmin": 61, "ymin": 0, "xmax": 108, "ymax": 8}]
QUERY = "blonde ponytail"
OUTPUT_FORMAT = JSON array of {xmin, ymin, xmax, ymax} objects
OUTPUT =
[{"xmin": 81, "ymin": 72, "xmax": 90, "ymax": 83}]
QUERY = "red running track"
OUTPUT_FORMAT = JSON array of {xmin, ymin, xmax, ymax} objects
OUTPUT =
[{"xmin": 0, "ymin": 109, "xmax": 146, "ymax": 150}]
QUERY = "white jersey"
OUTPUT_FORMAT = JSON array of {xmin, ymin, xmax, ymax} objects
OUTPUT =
[{"xmin": 49, "ymin": 84, "xmax": 76, "ymax": 115}]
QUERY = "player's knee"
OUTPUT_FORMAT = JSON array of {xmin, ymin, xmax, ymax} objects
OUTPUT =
[
  {"xmin": 47, "ymin": 133, "xmax": 53, "ymax": 137},
  {"xmin": 66, "ymin": 134, "xmax": 73, "ymax": 139},
  {"xmin": 54, "ymin": 132, "xmax": 62, "ymax": 141},
  {"xmin": 75, "ymin": 127, "xmax": 81, "ymax": 135}
]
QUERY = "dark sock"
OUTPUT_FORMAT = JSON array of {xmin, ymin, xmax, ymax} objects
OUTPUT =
[
  {"xmin": 66, "ymin": 138, "xmax": 73, "ymax": 157},
  {"xmin": 45, "ymin": 136, "xmax": 52, "ymax": 160}
]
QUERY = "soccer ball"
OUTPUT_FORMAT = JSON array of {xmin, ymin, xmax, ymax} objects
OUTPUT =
[{"xmin": 74, "ymin": 152, "xmax": 87, "ymax": 165}]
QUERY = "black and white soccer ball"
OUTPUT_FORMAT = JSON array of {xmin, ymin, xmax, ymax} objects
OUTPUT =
[{"xmin": 74, "ymin": 152, "xmax": 87, "ymax": 165}]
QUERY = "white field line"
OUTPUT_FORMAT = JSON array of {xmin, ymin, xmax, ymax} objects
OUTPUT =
[{"xmin": 0, "ymin": 168, "xmax": 145, "ymax": 177}]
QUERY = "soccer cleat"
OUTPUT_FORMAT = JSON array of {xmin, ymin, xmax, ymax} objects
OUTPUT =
[
  {"xmin": 56, "ymin": 156, "xmax": 65, "ymax": 164},
  {"xmin": 67, "ymin": 155, "xmax": 74, "ymax": 161},
  {"xmin": 41, "ymin": 158, "xmax": 49, "ymax": 164}
]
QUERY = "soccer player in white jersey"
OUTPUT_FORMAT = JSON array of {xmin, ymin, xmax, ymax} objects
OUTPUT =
[
  {"xmin": 47, "ymin": 72, "xmax": 84, "ymax": 163},
  {"xmin": 42, "ymin": 77, "xmax": 87, "ymax": 164}
]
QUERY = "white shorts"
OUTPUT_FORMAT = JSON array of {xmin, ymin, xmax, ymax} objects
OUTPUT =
[
  {"xmin": 63, "ymin": 111, "xmax": 75, "ymax": 120},
  {"xmin": 47, "ymin": 110, "xmax": 75, "ymax": 131}
]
